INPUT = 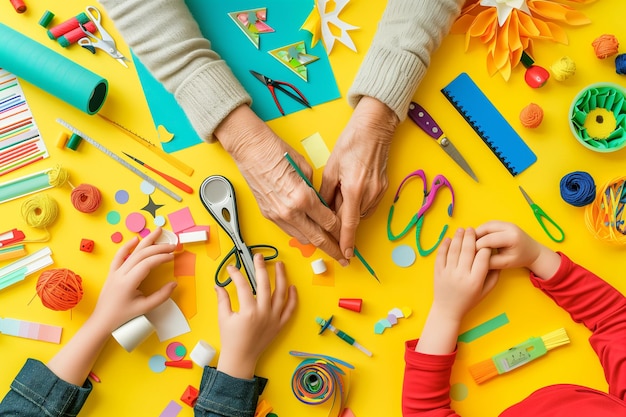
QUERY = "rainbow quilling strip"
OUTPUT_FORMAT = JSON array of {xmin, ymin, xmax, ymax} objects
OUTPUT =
[{"xmin": 289, "ymin": 351, "xmax": 353, "ymax": 417}]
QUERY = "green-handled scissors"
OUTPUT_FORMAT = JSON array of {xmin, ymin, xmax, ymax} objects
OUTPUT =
[{"xmin": 519, "ymin": 186, "xmax": 565, "ymax": 242}]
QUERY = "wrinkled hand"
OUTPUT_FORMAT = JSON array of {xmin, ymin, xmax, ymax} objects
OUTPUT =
[
  {"xmin": 475, "ymin": 220, "xmax": 560, "ymax": 279},
  {"xmin": 216, "ymin": 105, "xmax": 346, "ymax": 264},
  {"xmin": 91, "ymin": 228, "xmax": 177, "ymax": 333},
  {"xmin": 432, "ymin": 228, "xmax": 499, "ymax": 323},
  {"xmin": 320, "ymin": 97, "xmax": 398, "ymax": 259},
  {"xmin": 216, "ymin": 253, "xmax": 297, "ymax": 379}
]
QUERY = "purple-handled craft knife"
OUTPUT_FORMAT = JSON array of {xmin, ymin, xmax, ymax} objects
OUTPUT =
[{"xmin": 408, "ymin": 102, "xmax": 478, "ymax": 182}]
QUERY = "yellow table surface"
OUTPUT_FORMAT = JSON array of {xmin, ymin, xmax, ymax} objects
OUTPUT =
[{"xmin": 1, "ymin": 1, "xmax": 625, "ymax": 416}]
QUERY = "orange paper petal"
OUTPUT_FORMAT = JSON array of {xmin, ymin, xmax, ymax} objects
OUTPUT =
[
  {"xmin": 468, "ymin": 9, "xmax": 497, "ymax": 38},
  {"xmin": 546, "ymin": 21, "xmax": 569, "ymax": 44},
  {"xmin": 528, "ymin": 1, "xmax": 591, "ymax": 25}
]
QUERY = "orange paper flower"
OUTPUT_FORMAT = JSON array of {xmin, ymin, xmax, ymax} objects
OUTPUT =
[{"xmin": 451, "ymin": 0, "xmax": 594, "ymax": 80}]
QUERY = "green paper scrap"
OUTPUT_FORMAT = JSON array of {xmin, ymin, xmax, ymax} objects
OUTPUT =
[
  {"xmin": 457, "ymin": 313, "xmax": 509, "ymax": 343},
  {"xmin": 570, "ymin": 85, "xmax": 626, "ymax": 148},
  {"xmin": 0, "ymin": 168, "xmax": 52, "ymax": 204}
]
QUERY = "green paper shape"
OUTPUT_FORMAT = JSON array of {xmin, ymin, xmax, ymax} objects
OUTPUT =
[
  {"xmin": 269, "ymin": 41, "xmax": 319, "ymax": 82},
  {"xmin": 228, "ymin": 8, "xmax": 274, "ymax": 49}
]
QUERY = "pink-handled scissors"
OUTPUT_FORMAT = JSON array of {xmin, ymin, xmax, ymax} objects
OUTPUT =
[{"xmin": 387, "ymin": 169, "xmax": 455, "ymax": 256}]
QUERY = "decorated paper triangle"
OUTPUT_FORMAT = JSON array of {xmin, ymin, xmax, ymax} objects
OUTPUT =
[
  {"xmin": 268, "ymin": 41, "xmax": 319, "ymax": 82},
  {"xmin": 228, "ymin": 8, "xmax": 274, "ymax": 49}
]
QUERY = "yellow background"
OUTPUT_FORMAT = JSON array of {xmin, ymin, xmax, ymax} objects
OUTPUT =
[{"xmin": 1, "ymin": 1, "xmax": 625, "ymax": 416}]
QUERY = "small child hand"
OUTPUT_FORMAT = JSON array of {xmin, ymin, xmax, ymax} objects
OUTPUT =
[
  {"xmin": 431, "ymin": 227, "xmax": 499, "ymax": 323},
  {"xmin": 91, "ymin": 227, "xmax": 177, "ymax": 333},
  {"xmin": 215, "ymin": 253, "xmax": 297, "ymax": 380},
  {"xmin": 475, "ymin": 220, "xmax": 561, "ymax": 279}
]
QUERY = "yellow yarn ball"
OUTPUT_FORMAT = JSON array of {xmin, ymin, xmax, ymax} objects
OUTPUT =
[{"xmin": 550, "ymin": 56, "xmax": 576, "ymax": 81}]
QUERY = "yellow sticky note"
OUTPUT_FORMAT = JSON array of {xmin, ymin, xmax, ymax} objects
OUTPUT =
[{"xmin": 301, "ymin": 132, "xmax": 330, "ymax": 169}]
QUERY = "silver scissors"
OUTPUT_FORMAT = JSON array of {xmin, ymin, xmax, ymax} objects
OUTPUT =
[
  {"xmin": 77, "ymin": 6, "xmax": 130, "ymax": 68},
  {"xmin": 199, "ymin": 175, "xmax": 278, "ymax": 294}
]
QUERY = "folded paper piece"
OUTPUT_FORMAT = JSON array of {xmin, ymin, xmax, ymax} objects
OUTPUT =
[
  {"xmin": 451, "ymin": 0, "xmax": 593, "ymax": 80},
  {"xmin": 300, "ymin": 0, "xmax": 358, "ymax": 53},
  {"xmin": 228, "ymin": 8, "xmax": 274, "ymax": 49},
  {"xmin": 0, "ymin": 246, "xmax": 53, "ymax": 291},
  {"xmin": 269, "ymin": 41, "xmax": 319, "ymax": 81},
  {"xmin": 145, "ymin": 298, "xmax": 191, "ymax": 341}
]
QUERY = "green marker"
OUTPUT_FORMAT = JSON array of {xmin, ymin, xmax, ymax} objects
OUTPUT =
[{"xmin": 283, "ymin": 152, "xmax": 379, "ymax": 282}]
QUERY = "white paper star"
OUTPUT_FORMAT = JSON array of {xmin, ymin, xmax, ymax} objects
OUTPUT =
[
  {"xmin": 480, "ymin": 0, "xmax": 531, "ymax": 27},
  {"xmin": 301, "ymin": 0, "xmax": 359, "ymax": 53}
]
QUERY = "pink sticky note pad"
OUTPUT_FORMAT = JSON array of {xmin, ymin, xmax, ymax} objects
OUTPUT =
[{"xmin": 168, "ymin": 207, "xmax": 195, "ymax": 233}]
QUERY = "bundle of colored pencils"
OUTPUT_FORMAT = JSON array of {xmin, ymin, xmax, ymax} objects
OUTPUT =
[{"xmin": 469, "ymin": 328, "xmax": 570, "ymax": 384}]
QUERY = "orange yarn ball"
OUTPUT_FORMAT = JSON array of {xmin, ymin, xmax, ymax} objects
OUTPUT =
[
  {"xmin": 36, "ymin": 268, "xmax": 84, "ymax": 311},
  {"xmin": 71, "ymin": 183, "xmax": 102, "ymax": 213},
  {"xmin": 592, "ymin": 34, "xmax": 619, "ymax": 59},
  {"xmin": 519, "ymin": 103, "xmax": 544, "ymax": 128}
]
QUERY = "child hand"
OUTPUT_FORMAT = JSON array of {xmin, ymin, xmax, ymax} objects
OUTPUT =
[
  {"xmin": 91, "ymin": 227, "xmax": 177, "ymax": 333},
  {"xmin": 432, "ymin": 228, "xmax": 498, "ymax": 322},
  {"xmin": 475, "ymin": 220, "xmax": 561, "ymax": 279},
  {"xmin": 215, "ymin": 254, "xmax": 297, "ymax": 380}
]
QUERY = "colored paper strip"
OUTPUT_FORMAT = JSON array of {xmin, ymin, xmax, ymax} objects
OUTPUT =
[{"xmin": 458, "ymin": 312, "xmax": 509, "ymax": 343}]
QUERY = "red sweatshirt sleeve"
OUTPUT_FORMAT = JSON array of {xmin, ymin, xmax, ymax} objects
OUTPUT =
[
  {"xmin": 530, "ymin": 253, "xmax": 626, "ymax": 400},
  {"xmin": 402, "ymin": 339, "xmax": 461, "ymax": 417}
]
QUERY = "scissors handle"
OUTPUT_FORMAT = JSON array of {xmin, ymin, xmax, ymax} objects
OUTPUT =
[
  {"xmin": 531, "ymin": 204, "xmax": 565, "ymax": 242},
  {"xmin": 408, "ymin": 102, "xmax": 444, "ymax": 140}
]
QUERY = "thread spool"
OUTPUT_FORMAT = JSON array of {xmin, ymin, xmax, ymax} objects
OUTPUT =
[
  {"xmin": 559, "ymin": 171, "xmax": 596, "ymax": 207},
  {"xmin": 519, "ymin": 103, "xmax": 543, "ymax": 128},
  {"xmin": 112, "ymin": 315, "xmax": 155, "ymax": 352},
  {"xmin": 311, "ymin": 258, "xmax": 327, "ymax": 274},
  {"xmin": 10, "ymin": 0, "xmax": 26, "ymax": 13},
  {"xmin": 58, "ymin": 21, "xmax": 97, "ymax": 48},
  {"xmin": 592, "ymin": 34, "xmax": 619, "ymax": 59},
  {"xmin": 66, "ymin": 133, "xmax": 82, "ymax": 150},
  {"xmin": 36, "ymin": 268, "xmax": 83, "ymax": 311},
  {"xmin": 39, "ymin": 11, "xmax": 55, "ymax": 28},
  {"xmin": 616, "ymin": 54, "xmax": 626, "ymax": 75},
  {"xmin": 550, "ymin": 56, "xmax": 576, "ymax": 81},
  {"xmin": 47, "ymin": 12, "xmax": 90, "ymax": 40},
  {"xmin": 584, "ymin": 176, "xmax": 626, "ymax": 245},
  {"xmin": 71, "ymin": 183, "xmax": 102, "ymax": 213}
]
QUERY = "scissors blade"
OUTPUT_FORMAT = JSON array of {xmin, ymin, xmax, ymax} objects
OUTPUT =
[
  {"xmin": 408, "ymin": 102, "xmax": 478, "ymax": 182},
  {"xmin": 250, "ymin": 70, "xmax": 269, "ymax": 85},
  {"xmin": 519, "ymin": 186, "xmax": 534, "ymax": 205}
]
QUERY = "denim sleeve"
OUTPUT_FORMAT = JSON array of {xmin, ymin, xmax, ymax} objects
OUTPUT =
[
  {"xmin": 194, "ymin": 367, "xmax": 267, "ymax": 417},
  {"xmin": 0, "ymin": 359, "xmax": 92, "ymax": 417}
]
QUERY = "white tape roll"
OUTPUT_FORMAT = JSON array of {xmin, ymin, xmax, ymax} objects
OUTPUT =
[
  {"xmin": 311, "ymin": 258, "xmax": 327, "ymax": 274},
  {"xmin": 190, "ymin": 340, "xmax": 217, "ymax": 367},
  {"xmin": 112, "ymin": 315, "xmax": 155, "ymax": 352}
]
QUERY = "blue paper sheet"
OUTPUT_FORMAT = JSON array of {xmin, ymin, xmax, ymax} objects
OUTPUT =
[{"xmin": 134, "ymin": 0, "xmax": 341, "ymax": 153}]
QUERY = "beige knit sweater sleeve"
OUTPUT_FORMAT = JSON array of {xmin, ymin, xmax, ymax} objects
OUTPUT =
[
  {"xmin": 347, "ymin": 0, "xmax": 464, "ymax": 122},
  {"xmin": 100, "ymin": 0, "xmax": 463, "ymax": 140}
]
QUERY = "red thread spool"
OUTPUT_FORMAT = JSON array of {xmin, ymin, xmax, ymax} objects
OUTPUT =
[
  {"xmin": 37, "ymin": 268, "xmax": 83, "ymax": 311},
  {"xmin": 71, "ymin": 183, "xmax": 102, "ymax": 213},
  {"xmin": 47, "ymin": 12, "xmax": 90, "ymax": 40},
  {"xmin": 10, "ymin": 0, "xmax": 26, "ymax": 13}
]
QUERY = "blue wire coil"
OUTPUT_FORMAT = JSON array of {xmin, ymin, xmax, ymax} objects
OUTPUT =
[{"xmin": 560, "ymin": 171, "xmax": 596, "ymax": 207}]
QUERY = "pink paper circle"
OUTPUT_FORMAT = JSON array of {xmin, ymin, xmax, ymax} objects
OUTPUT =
[
  {"xmin": 166, "ymin": 341, "xmax": 187, "ymax": 361},
  {"xmin": 111, "ymin": 231, "xmax": 123, "ymax": 243},
  {"xmin": 125, "ymin": 212, "xmax": 147, "ymax": 233}
]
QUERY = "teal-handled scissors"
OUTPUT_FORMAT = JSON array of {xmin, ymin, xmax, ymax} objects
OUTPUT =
[
  {"xmin": 77, "ymin": 6, "xmax": 130, "ymax": 68},
  {"xmin": 199, "ymin": 175, "xmax": 278, "ymax": 294},
  {"xmin": 519, "ymin": 186, "xmax": 565, "ymax": 242}
]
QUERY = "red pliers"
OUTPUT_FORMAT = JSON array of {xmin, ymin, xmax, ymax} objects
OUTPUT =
[{"xmin": 250, "ymin": 70, "xmax": 311, "ymax": 115}]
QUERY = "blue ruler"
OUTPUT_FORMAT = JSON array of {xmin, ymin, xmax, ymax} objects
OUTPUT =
[{"xmin": 441, "ymin": 73, "xmax": 537, "ymax": 176}]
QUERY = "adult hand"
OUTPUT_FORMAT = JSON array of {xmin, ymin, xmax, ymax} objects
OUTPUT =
[
  {"xmin": 320, "ymin": 97, "xmax": 398, "ymax": 259},
  {"xmin": 91, "ymin": 228, "xmax": 177, "ymax": 333},
  {"xmin": 216, "ymin": 253, "xmax": 297, "ymax": 379},
  {"xmin": 216, "ymin": 105, "xmax": 347, "ymax": 265},
  {"xmin": 475, "ymin": 220, "xmax": 560, "ymax": 279}
]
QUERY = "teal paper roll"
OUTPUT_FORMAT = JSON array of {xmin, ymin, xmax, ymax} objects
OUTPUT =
[{"xmin": 0, "ymin": 23, "xmax": 108, "ymax": 115}]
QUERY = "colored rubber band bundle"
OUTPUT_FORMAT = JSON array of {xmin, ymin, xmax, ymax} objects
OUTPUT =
[
  {"xmin": 585, "ymin": 176, "xmax": 626, "ymax": 245},
  {"xmin": 289, "ymin": 351, "xmax": 353, "ymax": 417},
  {"xmin": 36, "ymin": 268, "xmax": 84, "ymax": 311},
  {"xmin": 560, "ymin": 171, "xmax": 596, "ymax": 207}
]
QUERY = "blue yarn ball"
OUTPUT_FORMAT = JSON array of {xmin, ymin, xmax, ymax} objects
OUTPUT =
[
  {"xmin": 616, "ymin": 53, "xmax": 626, "ymax": 75},
  {"xmin": 560, "ymin": 171, "xmax": 596, "ymax": 207}
]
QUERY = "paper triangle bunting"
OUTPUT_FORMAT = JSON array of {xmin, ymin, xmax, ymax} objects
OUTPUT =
[{"xmin": 228, "ymin": 8, "xmax": 274, "ymax": 49}]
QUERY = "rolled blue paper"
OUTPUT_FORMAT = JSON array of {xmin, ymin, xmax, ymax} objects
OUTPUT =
[{"xmin": 0, "ymin": 23, "xmax": 108, "ymax": 115}]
